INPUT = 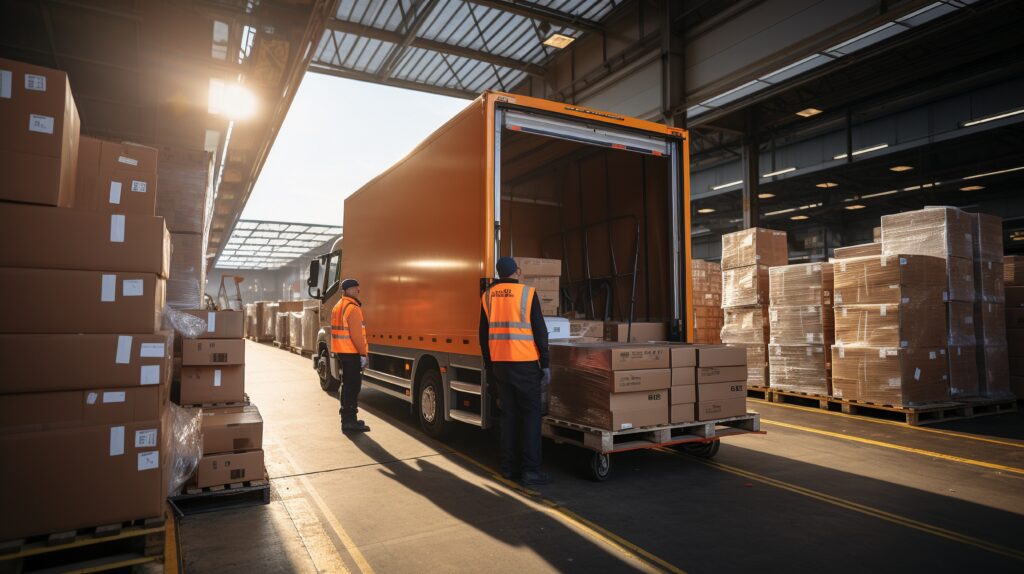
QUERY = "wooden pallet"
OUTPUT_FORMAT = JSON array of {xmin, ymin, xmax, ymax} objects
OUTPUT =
[
  {"xmin": 0, "ymin": 517, "xmax": 164, "ymax": 573},
  {"xmin": 168, "ymin": 476, "xmax": 271, "ymax": 516},
  {"xmin": 179, "ymin": 393, "xmax": 251, "ymax": 409},
  {"xmin": 747, "ymin": 385, "xmax": 771, "ymax": 400},
  {"xmin": 287, "ymin": 346, "xmax": 314, "ymax": 358},
  {"xmin": 543, "ymin": 413, "xmax": 761, "ymax": 455},
  {"xmin": 769, "ymin": 389, "xmax": 1018, "ymax": 426}
]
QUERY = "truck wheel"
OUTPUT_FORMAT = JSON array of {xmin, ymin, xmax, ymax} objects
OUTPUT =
[
  {"xmin": 586, "ymin": 452, "xmax": 611, "ymax": 482},
  {"xmin": 679, "ymin": 440, "xmax": 720, "ymax": 459},
  {"xmin": 317, "ymin": 345, "xmax": 340, "ymax": 392},
  {"xmin": 417, "ymin": 369, "xmax": 450, "ymax": 438}
]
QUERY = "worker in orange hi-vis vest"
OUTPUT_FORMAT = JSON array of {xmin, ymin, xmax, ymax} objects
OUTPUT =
[
  {"xmin": 480, "ymin": 256, "xmax": 551, "ymax": 486},
  {"xmin": 331, "ymin": 278, "xmax": 370, "ymax": 433}
]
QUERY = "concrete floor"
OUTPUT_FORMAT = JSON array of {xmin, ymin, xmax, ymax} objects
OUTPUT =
[{"xmin": 178, "ymin": 341, "xmax": 1024, "ymax": 573}]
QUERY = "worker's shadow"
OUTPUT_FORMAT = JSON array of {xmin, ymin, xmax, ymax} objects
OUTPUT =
[{"xmin": 345, "ymin": 432, "xmax": 643, "ymax": 573}]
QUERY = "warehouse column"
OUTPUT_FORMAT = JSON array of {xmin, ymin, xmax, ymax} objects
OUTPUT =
[
  {"xmin": 660, "ymin": 2, "xmax": 686, "ymax": 128},
  {"xmin": 742, "ymin": 109, "xmax": 760, "ymax": 228}
]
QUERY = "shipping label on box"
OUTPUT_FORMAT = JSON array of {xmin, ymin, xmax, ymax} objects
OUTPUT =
[
  {"xmin": 195, "ymin": 450, "xmax": 265, "ymax": 488},
  {"xmin": 697, "ymin": 366, "xmax": 747, "ymax": 384}
]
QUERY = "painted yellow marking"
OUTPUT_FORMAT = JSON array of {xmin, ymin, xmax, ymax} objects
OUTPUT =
[
  {"xmin": 749, "ymin": 397, "xmax": 1024, "ymax": 449},
  {"xmin": 760, "ymin": 419, "xmax": 1024, "ymax": 476},
  {"xmin": 660, "ymin": 449, "xmax": 1024, "ymax": 562}
]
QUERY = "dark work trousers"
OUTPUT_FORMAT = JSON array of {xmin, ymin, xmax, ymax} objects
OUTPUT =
[
  {"xmin": 337, "ymin": 353, "xmax": 363, "ymax": 423},
  {"xmin": 492, "ymin": 361, "xmax": 543, "ymax": 474}
]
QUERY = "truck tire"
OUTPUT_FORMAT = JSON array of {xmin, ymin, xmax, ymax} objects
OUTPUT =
[
  {"xmin": 679, "ymin": 440, "xmax": 720, "ymax": 459},
  {"xmin": 417, "ymin": 369, "xmax": 449, "ymax": 438},
  {"xmin": 317, "ymin": 344, "xmax": 341, "ymax": 392}
]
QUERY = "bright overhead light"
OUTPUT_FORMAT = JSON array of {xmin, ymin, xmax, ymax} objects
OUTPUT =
[
  {"xmin": 962, "ymin": 165, "xmax": 1024, "ymax": 180},
  {"xmin": 791, "ymin": 215, "xmax": 809, "ymax": 220},
  {"xmin": 960, "ymin": 185, "xmax": 985, "ymax": 191},
  {"xmin": 1013, "ymin": 231, "xmax": 1024, "ymax": 242},
  {"xmin": 765, "ymin": 207, "xmax": 795, "ymax": 216},
  {"xmin": 890, "ymin": 165, "xmax": 913, "ymax": 172},
  {"xmin": 762, "ymin": 167, "xmax": 796, "ymax": 178},
  {"xmin": 845, "ymin": 204, "xmax": 866, "ymax": 210},
  {"xmin": 962, "ymin": 108, "xmax": 1024, "ymax": 127},
  {"xmin": 816, "ymin": 182, "xmax": 839, "ymax": 188},
  {"xmin": 861, "ymin": 189, "xmax": 899, "ymax": 199},
  {"xmin": 209, "ymin": 79, "xmax": 257, "ymax": 119},
  {"xmin": 796, "ymin": 107, "xmax": 823, "ymax": 118},
  {"xmin": 697, "ymin": 208, "xmax": 716, "ymax": 214},
  {"xmin": 758, "ymin": 193, "xmax": 775, "ymax": 199},
  {"xmin": 543, "ymin": 33, "xmax": 575, "ymax": 49},
  {"xmin": 834, "ymin": 143, "xmax": 889, "ymax": 160},
  {"xmin": 711, "ymin": 179, "xmax": 743, "ymax": 191}
]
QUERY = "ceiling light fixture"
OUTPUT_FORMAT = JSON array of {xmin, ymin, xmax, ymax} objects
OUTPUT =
[
  {"xmin": 960, "ymin": 185, "xmax": 985, "ymax": 191},
  {"xmin": 711, "ymin": 179, "xmax": 743, "ymax": 191},
  {"xmin": 790, "ymin": 215, "xmax": 809, "ymax": 220},
  {"xmin": 845, "ymin": 204, "xmax": 866, "ymax": 210},
  {"xmin": 762, "ymin": 167, "xmax": 797, "ymax": 178},
  {"xmin": 796, "ymin": 108, "xmax": 822, "ymax": 118},
  {"xmin": 758, "ymin": 193, "xmax": 775, "ymax": 199},
  {"xmin": 543, "ymin": 33, "xmax": 575, "ymax": 49},
  {"xmin": 861, "ymin": 189, "xmax": 899, "ymax": 199},
  {"xmin": 816, "ymin": 182, "xmax": 839, "ymax": 188},
  {"xmin": 962, "ymin": 107, "xmax": 1024, "ymax": 127},
  {"xmin": 962, "ymin": 165, "xmax": 1024, "ymax": 180},
  {"xmin": 889, "ymin": 165, "xmax": 913, "ymax": 172},
  {"xmin": 834, "ymin": 143, "xmax": 889, "ymax": 160},
  {"xmin": 697, "ymin": 208, "xmax": 716, "ymax": 214}
]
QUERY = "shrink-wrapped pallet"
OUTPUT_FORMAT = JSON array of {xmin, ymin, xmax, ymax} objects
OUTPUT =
[
  {"xmin": 721, "ymin": 228, "xmax": 788, "ymax": 270},
  {"xmin": 768, "ymin": 344, "xmax": 830, "ymax": 395},
  {"xmin": 831, "ymin": 346, "xmax": 950, "ymax": 406},
  {"xmin": 834, "ymin": 303, "xmax": 946, "ymax": 348},
  {"xmin": 833, "ymin": 255, "xmax": 947, "ymax": 306},
  {"xmin": 721, "ymin": 307, "xmax": 768, "ymax": 345},
  {"xmin": 722, "ymin": 265, "xmax": 769, "ymax": 308}
]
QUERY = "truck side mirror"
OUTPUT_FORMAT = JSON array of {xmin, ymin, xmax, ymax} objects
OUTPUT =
[{"xmin": 307, "ymin": 259, "xmax": 322, "ymax": 299}]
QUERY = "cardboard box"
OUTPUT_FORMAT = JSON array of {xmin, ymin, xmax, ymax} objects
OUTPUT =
[
  {"xmin": 768, "ymin": 262, "xmax": 834, "ymax": 307},
  {"xmin": 696, "ymin": 345, "xmax": 747, "ymax": 367},
  {"xmin": 721, "ymin": 228, "xmax": 788, "ymax": 270},
  {"xmin": 606, "ymin": 369, "xmax": 671, "ymax": 393},
  {"xmin": 834, "ymin": 243, "xmax": 882, "ymax": 259},
  {"xmin": 769, "ymin": 305, "xmax": 833, "ymax": 346},
  {"xmin": 664, "ymin": 345, "xmax": 697, "ymax": 368},
  {"xmin": 155, "ymin": 146, "xmax": 213, "ymax": 235},
  {"xmin": 0, "ymin": 420, "xmax": 165, "ymax": 541},
  {"xmin": 0, "ymin": 386, "xmax": 164, "ymax": 432},
  {"xmin": 697, "ymin": 381, "xmax": 747, "ymax": 401},
  {"xmin": 768, "ymin": 344, "xmax": 831, "ymax": 395},
  {"xmin": 603, "ymin": 322, "xmax": 667, "ymax": 343},
  {"xmin": 722, "ymin": 264, "xmax": 770, "ymax": 307},
  {"xmin": 523, "ymin": 276, "xmax": 559, "ymax": 291},
  {"xmin": 0, "ymin": 269, "xmax": 165, "ymax": 334},
  {"xmin": 289, "ymin": 312, "xmax": 303, "ymax": 348},
  {"xmin": 74, "ymin": 136, "xmax": 159, "ymax": 215},
  {"xmin": 181, "ymin": 339, "xmax": 246, "ymax": 366},
  {"xmin": 978, "ymin": 303, "xmax": 1006, "ymax": 346},
  {"xmin": 196, "ymin": 450, "xmax": 265, "ymax": 488},
  {"xmin": 697, "ymin": 397, "xmax": 746, "ymax": 421},
  {"xmin": 831, "ymin": 346, "xmax": 949, "ymax": 405},
  {"xmin": 670, "ymin": 403, "xmax": 696, "ymax": 424},
  {"xmin": 0, "ymin": 57, "xmax": 80, "ymax": 208},
  {"xmin": 834, "ymin": 303, "xmax": 946, "ymax": 348},
  {"xmin": 0, "ymin": 333, "xmax": 172, "ymax": 394},
  {"xmin": 548, "ymin": 375, "xmax": 669, "ymax": 430},
  {"xmin": 536, "ymin": 289, "xmax": 558, "ymax": 311},
  {"xmin": 569, "ymin": 320, "xmax": 604, "ymax": 339},
  {"xmin": 721, "ymin": 306, "xmax": 768, "ymax": 344},
  {"xmin": 731, "ymin": 343, "xmax": 767, "ymax": 386},
  {"xmin": 672, "ymin": 368, "xmax": 696, "ymax": 387},
  {"xmin": 696, "ymin": 366, "xmax": 747, "ymax": 384},
  {"xmin": 976, "ymin": 260, "xmax": 1005, "ymax": 304},
  {"xmin": 167, "ymin": 232, "xmax": 206, "ymax": 310},
  {"xmin": 671, "ymin": 384, "xmax": 696, "ymax": 404},
  {"xmin": 881, "ymin": 206, "xmax": 974, "ymax": 260},
  {"xmin": 946, "ymin": 302, "xmax": 976, "ymax": 346},
  {"xmin": 979, "ymin": 345, "xmax": 1011, "ymax": 399},
  {"xmin": 833, "ymin": 255, "xmax": 947, "ymax": 305},
  {"xmin": 179, "ymin": 365, "xmax": 245, "ymax": 405},
  {"xmin": 973, "ymin": 212, "xmax": 1003, "ymax": 263},
  {"xmin": 277, "ymin": 300, "xmax": 305, "ymax": 313},
  {"xmin": 873, "ymin": 226, "xmax": 882, "ymax": 243},
  {"xmin": 1005, "ymin": 256, "xmax": 1024, "ymax": 287},
  {"xmin": 0, "ymin": 204, "xmax": 170, "ymax": 277},
  {"xmin": 517, "ymin": 257, "xmax": 561, "ymax": 277},
  {"xmin": 201, "ymin": 405, "xmax": 263, "ymax": 455},
  {"xmin": 946, "ymin": 256, "xmax": 975, "ymax": 303},
  {"xmin": 275, "ymin": 313, "xmax": 290, "ymax": 346},
  {"xmin": 179, "ymin": 310, "xmax": 245, "ymax": 339},
  {"xmin": 947, "ymin": 345, "xmax": 979, "ymax": 398}
]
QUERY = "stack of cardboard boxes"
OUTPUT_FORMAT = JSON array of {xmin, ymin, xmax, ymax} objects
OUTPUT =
[
  {"xmin": 1005, "ymin": 256, "xmax": 1024, "ymax": 398},
  {"xmin": 301, "ymin": 299, "xmax": 320, "ymax": 353},
  {"xmin": 272, "ymin": 301, "xmax": 306, "ymax": 345},
  {"xmin": 0, "ymin": 58, "xmax": 171, "ymax": 540},
  {"xmin": 519, "ymin": 257, "xmax": 561, "ymax": 316},
  {"xmin": 767, "ymin": 263, "xmax": 834, "ymax": 395},
  {"xmin": 691, "ymin": 346, "xmax": 748, "ymax": 421},
  {"xmin": 720, "ymin": 228, "xmax": 789, "ymax": 387},
  {"xmin": 692, "ymin": 259, "xmax": 723, "ymax": 344},
  {"xmin": 155, "ymin": 147, "xmax": 214, "ymax": 310},
  {"xmin": 972, "ymin": 214, "xmax": 1010, "ymax": 398},
  {"xmin": 568, "ymin": 319, "xmax": 604, "ymax": 343}
]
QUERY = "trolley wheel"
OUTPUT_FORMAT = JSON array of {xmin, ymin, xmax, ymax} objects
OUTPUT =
[
  {"xmin": 586, "ymin": 452, "xmax": 612, "ymax": 482},
  {"xmin": 678, "ymin": 440, "xmax": 720, "ymax": 459},
  {"xmin": 317, "ymin": 344, "xmax": 340, "ymax": 392}
]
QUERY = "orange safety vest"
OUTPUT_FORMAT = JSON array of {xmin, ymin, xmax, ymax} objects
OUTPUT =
[
  {"xmin": 481, "ymin": 282, "xmax": 540, "ymax": 362},
  {"xmin": 331, "ymin": 296, "xmax": 365, "ymax": 354}
]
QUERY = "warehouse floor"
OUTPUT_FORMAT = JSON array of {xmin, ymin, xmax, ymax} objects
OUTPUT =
[{"xmin": 176, "ymin": 341, "xmax": 1024, "ymax": 573}]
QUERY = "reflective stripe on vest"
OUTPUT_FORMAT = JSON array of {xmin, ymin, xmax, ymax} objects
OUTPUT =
[
  {"xmin": 481, "ymin": 283, "xmax": 540, "ymax": 362},
  {"xmin": 330, "ymin": 298, "xmax": 364, "ymax": 354}
]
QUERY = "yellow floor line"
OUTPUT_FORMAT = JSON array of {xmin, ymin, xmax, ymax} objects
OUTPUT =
[
  {"xmin": 448, "ymin": 449, "xmax": 684, "ymax": 574},
  {"xmin": 759, "ymin": 419, "xmax": 1024, "ymax": 476},
  {"xmin": 749, "ymin": 397, "xmax": 1024, "ymax": 449},
  {"xmin": 659, "ymin": 449, "xmax": 1024, "ymax": 562}
]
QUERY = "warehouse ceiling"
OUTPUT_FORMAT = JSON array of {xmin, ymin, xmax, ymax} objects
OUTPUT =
[{"xmin": 219, "ymin": 219, "xmax": 342, "ymax": 269}]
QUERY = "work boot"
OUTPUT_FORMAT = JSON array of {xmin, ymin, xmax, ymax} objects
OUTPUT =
[
  {"xmin": 341, "ymin": 420, "xmax": 371, "ymax": 433},
  {"xmin": 499, "ymin": 465, "xmax": 521, "ymax": 481},
  {"xmin": 519, "ymin": 470, "xmax": 552, "ymax": 486}
]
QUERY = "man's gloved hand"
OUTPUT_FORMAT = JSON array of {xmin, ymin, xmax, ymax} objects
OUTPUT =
[
  {"xmin": 541, "ymin": 367, "xmax": 551, "ymax": 387},
  {"xmin": 360, "ymin": 355, "xmax": 368, "ymax": 370}
]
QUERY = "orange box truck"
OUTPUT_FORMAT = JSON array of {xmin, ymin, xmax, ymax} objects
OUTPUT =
[{"xmin": 307, "ymin": 92, "xmax": 692, "ymax": 436}]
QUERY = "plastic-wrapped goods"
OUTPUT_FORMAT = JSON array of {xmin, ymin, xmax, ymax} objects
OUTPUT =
[
  {"xmin": 288, "ymin": 312, "xmax": 303, "ymax": 348},
  {"xmin": 721, "ymin": 228, "xmax": 788, "ymax": 270},
  {"xmin": 1005, "ymin": 256, "xmax": 1024, "ymax": 287},
  {"xmin": 263, "ymin": 303, "xmax": 279, "ymax": 340},
  {"xmin": 945, "ymin": 256, "xmax": 975, "ymax": 302},
  {"xmin": 275, "ymin": 312, "xmax": 290, "ymax": 346},
  {"xmin": 728, "ymin": 343, "xmax": 766, "ymax": 386},
  {"xmin": 155, "ymin": 146, "xmax": 214, "ymax": 235},
  {"xmin": 873, "ymin": 227, "xmax": 882, "ymax": 243},
  {"xmin": 692, "ymin": 259, "xmax": 723, "ymax": 294},
  {"xmin": 168, "ymin": 403, "xmax": 202, "ymax": 496},
  {"xmin": 972, "ymin": 213, "xmax": 1003, "ymax": 263},
  {"xmin": 769, "ymin": 263, "xmax": 833, "ymax": 307},
  {"xmin": 722, "ymin": 264, "xmax": 770, "ymax": 308},
  {"xmin": 302, "ymin": 307, "xmax": 320, "ymax": 351},
  {"xmin": 831, "ymin": 346, "xmax": 950, "ymax": 406},
  {"xmin": 976, "ymin": 302, "xmax": 1006, "ymax": 346},
  {"xmin": 834, "ymin": 303, "xmax": 946, "ymax": 348},
  {"xmin": 244, "ymin": 303, "xmax": 256, "ymax": 337},
  {"xmin": 167, "ymin": 232, "xmax": 206, "ymax": 310},
  {"xmin": 976, "ymin": 261, "xmax": 1005, "ymax": 303},
  {"xmin": 947, "ymin": 345, "xmax": 979, "ymax": 398},
  {"xmin": 833, "ymin": 255, "xmax": 947, "ymax": 306},
  {"xmin": 880, "ymin": 206, "xmax": 974, "ymax": 260},
  {"xmin": 721, "ymin": 307, "xmax": 768, "ymax": 344},
  {"xmin": 769, "ymin": 305, "xmax": 833, "ymax": 345},
  {"xmin": 768, "ymin": 344, "xmax": 830, "ymax": 395},
  {"xmin": 163, "ymin": 307, "xmax": 208, "ymax": 339},
  {"xmin": 833, "ymin": 243, "xmax": 881, "ymax": 259},
  {"xmin": 980, "ymin": 345, "xmax": 1012, "ymax": 399},
  {"xmin": 946, "ymin": 302, "xmax": 976, "ymax": 346}
]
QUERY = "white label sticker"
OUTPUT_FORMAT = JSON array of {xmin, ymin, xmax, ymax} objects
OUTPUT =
[
  {"xmin": 109, "ymin": 181, "xmax": 122, "ymax": 204},
  {"xmin": 123, "ymin": 279, "xmax": 144, "ymax": 296},
  {"xmin": 24, "ymin": 74, "xmax": 46, "ymax": 91},
  {"xmin": 806, "ymin": 333, "xmax": 814, "ymax": 343},
  {"xmin": 842, "ymin": 307, "xmax": 848, "ymax": 317},
  {"xmin": 840, "ymin": 261, "xmax": 847, "ymax": 273},
  {"xmin": 109, "ymin": 426, "xmax": 125, "ymax": 456},
  {"xmin": 914, "ymin": 367, "xmax": 921, "ymax": 381},
  {"xmin": 929, "ymin": 351, "xmax": 937, "ymax": 360},
  {"xmin": 879, "ymin": 348, "xmax": 887, "ymax": 359},
  {"xmin": 28, "ymin": 114, "xmax": 54, "ymax": 134},
  {"xmin": 110, "ymin": 214, "xmax": 125, "ymax": 243},
  {"xmin": 138, "ymin": 451, "xmax": 159, "ymax": 471},
  {"xmin": 880, "ymin": 305, "xmax": 887, "ymax": 317},
  {"xmin": 214, "ymin": 369, "xmax": 222, "ymax": 387},
  {"xmin": 0, "ymin": 70, "xmax": 11, "ymax": 98},
  {"xmin": 899, "ymin": 257, "xmax": 907, "ymax": 266},
  {"xmin": 118, "ymin": 155, "xmax": 139, "ymax": 166},
  {"xmin": 140, "ymin": 365, "xmax": 160, "ymax": 386},
  {"xmin": 135, "ymin": 429, "xmax": 158, "ymax": 448},
  {"xmin": 880, "ymin": 256, "xmax": 887, "ymax": 267},
  {"xmin": 86, "ymin": 392, "xmax": 98, "ymax": 405},
  {"xmin": 115, "ymin": 335, "xmax": 132, "ymax": 364},
  {"xmin": 103, "ymin": 391, "xmax": 126, "ymax": 403},
  {"xmin": 208, "ymin": 312, "xmax": 217, "ymax": 332},
  {"xmin": 131, "ymin": 180, "xmax": 147, "ymax": 193},
  {"xmin": 101, "ymin": 274, "xmax": 117, "ymax": 302},
  {"xmin": 839, "ymin": 347, "xmax": 845, "ymax": 359},
  {"xmin": 836, "ymin": 293, "xmax": 843, "ymax": 304},
  {"xmin": 620, "ymin": 422, "xmax": 634, "ymax": 430},
  {"xmin": 887, "ymin": 349, "xmax": 899, "ymax": 357},
  {"xmin": 806, "ymin": 347, "xmax": 813, "ymax": 356},
  {"xmin": 139, "ymin": 343, "xmax": 165, "ymax": 358},
  {"xmin": 834, "ymin": 387, "xmax": 843, "ymax": 397},
  {"xmin": 888, "ymin": 377, "xmax": 901, "ymax": 388}
]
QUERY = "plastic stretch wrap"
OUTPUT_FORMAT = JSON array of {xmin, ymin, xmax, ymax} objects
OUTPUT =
[
  {"xmin": 722, "ymin": 264, "xmax": 769, "ymax": 308},
  {"xmin": 980, "ymin": 345, "xmax": 1012, "ymax": 399},
  {"xmin": 834, "ymin": 303, "xmax": 946, "ymax": 348},
  {"xmin": 769, "ymin": 263, "xmax": 833, "ymax": 307},
  {"xmin": 245, "ymin": 303, "xmax": 256, "ymax": 337},
  {"xmin": 721, "ymin": 228, "xmax": 788, "ymax": 270},
  {"xmin": 166, "ymin": 232, "xmax": 207, "ymax": 310},
  {"xmin": 833, "ymin": 255, "xmax": 947, "ymax": 306},
  {"xmin": 167, "ymin": 402, "xmax": 202, "ymax": 496},
  {"xmin": 301, "ymin": 307, "xmax": 320, "ymax": 352},
  {"xmin": 768, "ymin": 344, "xmax": 830, "ymax": 395},
  {"xmin": 831, "ymin": 346, "xmax": 950, "ymax": 406},
  {"xmin": 275, "ymin": 313, "xmax": 290, "ymax": 346},
  {"xmin": 947, "ymin": 345, "xmax": 979, "ymax": 398},
  {"xmin": 833, "ymin": 243, "xmax": 881, "ymax": 260},
  {"xmin": 946, "ymin": 302, "xmax": 976, "ymax": 346},
  {"xmin": 880, "ymin": 206, "xmax": 973, "ymax": 260},
  {"xmin": 945, "ymin": 256, "xmax": 975, "ymax": 303},
  {"xmin": 973, "ymin": 213, "xmax": 1003, "ymax": 263},
  {"xmin": 720, "ymin": 306, "xmax": 768, "ymax": 344},
  {"xmin": 975, "ymin": 261, "xmax": 1005, "ymax": 304},
  {"xmin": 263, "ymin": 303, "xmax": 279, "ymax": 339},
  {"xmin": 769, "ymin": 306, "xmax": 833, "ymax": 345},
  {"xmin": 1005, "ymin": 256, "xmax": 1024, "ymax": 287},
  {"xmin": 163, "ymin": 306, "xmax": 207, "ymax": 339},
  {"xmin": 155, "ymin": 146, "xmax": 214, "ymax": 235},
  {"xmin": 976, "ymin": 302, "xmax": 1007, "ymax": 346},
  {"xmin": 288, "ymin": 312, "xmax": 303, "ymax": 348},
  {"xmin": 727, "ymin": 343, "xmax": 766, "ymax": 386}
]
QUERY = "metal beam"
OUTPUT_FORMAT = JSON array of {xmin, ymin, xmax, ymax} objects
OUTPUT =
[
  {"xmin": 741, "ymin": 109, "xmax": 760, "ymax": 228},
  {"xmin": 464, "ymin": 0, "xmax": 604, "ymax": 33},
  {"xmin": 661, "ymin": 1, "xmax": 685, "ymax": 127},
  {"xmin": 308, "ymin": 64, "xmax": 477, "ymax": 100},
  {"xmin": 376, "ymin": 0, "xmax": 440, "ymax": 81},
  {"xmin": 326, "ymin": 18, "xmax": 545, "ymax": 76}
]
